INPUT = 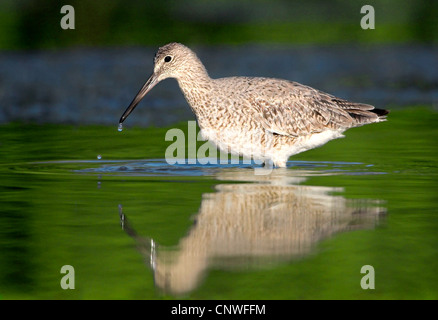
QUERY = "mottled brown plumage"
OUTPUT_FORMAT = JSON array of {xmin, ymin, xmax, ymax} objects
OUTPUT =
[{"xmin": 120, "ymin": 42, "xmax": 389, "ymax": 167}]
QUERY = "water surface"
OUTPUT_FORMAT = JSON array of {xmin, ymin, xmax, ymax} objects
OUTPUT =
[{"xmin": 0, "ymin": 108, "xmax": 437, "ymax": 299}]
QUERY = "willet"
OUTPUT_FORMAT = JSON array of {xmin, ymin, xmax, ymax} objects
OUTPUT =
[{"xmin": 119, "ymin": 42, "xmax": 389, "ymax": 167}]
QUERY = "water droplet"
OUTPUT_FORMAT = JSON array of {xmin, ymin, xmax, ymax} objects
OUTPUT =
[
  {"xmin": 97, "ymin": 155, "xmax": 102, "ymax": 160},
  {"xmin": 118, "ymin": 123, "xmax": 123, "ymax": 132}
]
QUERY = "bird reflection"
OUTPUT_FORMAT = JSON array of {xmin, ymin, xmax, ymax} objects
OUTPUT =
[{"xmin": 118, "ymin": 168, "xmax": 385, "ymax": 295}]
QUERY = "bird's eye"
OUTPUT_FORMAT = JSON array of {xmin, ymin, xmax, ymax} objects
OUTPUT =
[{"xmin": 164, "ymin": 56, "xmax": 172, "ymax": 62}]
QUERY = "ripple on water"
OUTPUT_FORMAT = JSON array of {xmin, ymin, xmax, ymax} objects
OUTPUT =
[{"xmin": 19, "ymin": 159, "xmax": 387, "ymax": 178}]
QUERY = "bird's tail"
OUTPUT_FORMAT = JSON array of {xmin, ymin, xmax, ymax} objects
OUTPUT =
[
  {"xmin": 371, "ymin": 108, "xmax": 390, "ymax": 119},
  {"xmin": 347, "ymin": 106, "xmax": 389, "ymax": 124}
]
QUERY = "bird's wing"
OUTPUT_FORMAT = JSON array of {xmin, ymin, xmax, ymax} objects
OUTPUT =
[{"xmin": 249, "ymin": 80, "xmax": 374, "ymax": 138}]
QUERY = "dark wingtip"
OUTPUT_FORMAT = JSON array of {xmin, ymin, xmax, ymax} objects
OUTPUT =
[{"xmin": 372, "ymin": 108, "xmax": 390, "ymax": 116}]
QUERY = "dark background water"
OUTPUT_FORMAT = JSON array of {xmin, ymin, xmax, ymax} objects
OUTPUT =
[
  {"xmin": 0, "ymin": 45, "xmax": 437, "ymax": 126},
  {"xmin": 0, "ymin": 0, "xmax": 437, "ymax": 301}
]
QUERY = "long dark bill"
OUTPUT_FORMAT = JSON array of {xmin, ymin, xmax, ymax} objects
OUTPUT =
[{"xmin": 119, "ymin": 73, "xmax": 158, "ymax": 124}]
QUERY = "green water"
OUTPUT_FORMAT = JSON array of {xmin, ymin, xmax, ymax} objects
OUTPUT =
[{"xmin": 0, "ymin": 107, "xmax": 437, "ymax": 299}]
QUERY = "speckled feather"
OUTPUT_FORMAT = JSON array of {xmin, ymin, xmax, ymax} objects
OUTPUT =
[{"xmin": 121, "ymin": 42, "xmax": 389, "ymax": 167}]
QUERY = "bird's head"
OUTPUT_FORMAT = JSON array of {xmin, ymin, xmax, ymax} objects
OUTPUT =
[{"xmin": 119, "ymin": 42, "xmax": 205, "ymax": 124}]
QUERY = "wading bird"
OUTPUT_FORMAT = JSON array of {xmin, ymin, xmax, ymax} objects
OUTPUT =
[{"xmin": 119, "ymin": 43, "xmax": 388, "ymax": 167}]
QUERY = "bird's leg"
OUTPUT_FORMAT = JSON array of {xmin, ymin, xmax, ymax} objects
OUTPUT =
[{"xmin": 263, "ymin": 159, "xmax": 274, "ymax": 168}]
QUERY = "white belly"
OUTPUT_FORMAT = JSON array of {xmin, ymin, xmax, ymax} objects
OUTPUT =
[{"xmin": 200, "ymin": 126, "xmax": 345, "ymax": 167}]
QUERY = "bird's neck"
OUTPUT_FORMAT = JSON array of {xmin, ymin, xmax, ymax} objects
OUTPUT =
[{"xmin": 176, "ymin": 61, "xmax": 213, "ymax": 111}]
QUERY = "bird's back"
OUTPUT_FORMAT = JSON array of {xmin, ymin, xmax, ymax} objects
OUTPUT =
[{"xmin": 211, "ymin": 76, "xmax": 388, "ymax": 139}]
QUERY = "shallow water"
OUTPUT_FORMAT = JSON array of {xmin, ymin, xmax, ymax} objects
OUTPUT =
[{"xmin": 0, "ymin": 108, "xmax": 437, "ymax": 299}]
